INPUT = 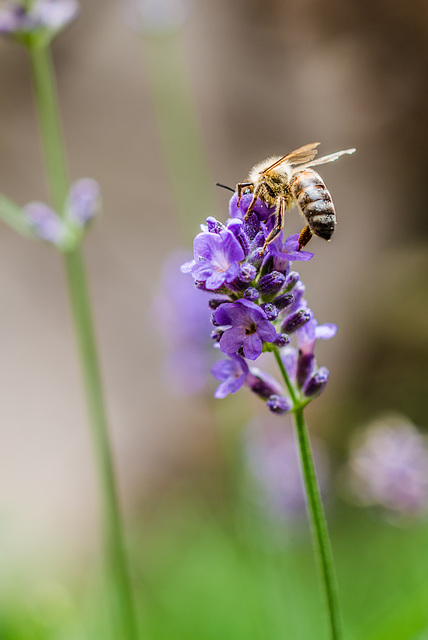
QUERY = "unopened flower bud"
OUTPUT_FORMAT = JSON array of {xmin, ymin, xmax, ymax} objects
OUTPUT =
[
  {"xmin": 290, "ymin": 281, "xmax": 306, "ymax": 308},
  {"xmin": 267, "ymin": 395, "xmax": 292, "ymax": 415},
  {"xmin": 210, "ymin": 312, "xmax": 220, "ymax": 326},
  {"xmin": 228, "ymin": 218, "xmax": 250, "ymax": 255},
  {"xmin": 273, "ymin": 333, "xmax": 290, "ymax": 347},
  {"xmin": 243, "ymin": 287, "xmax": 260, "ymax": 302},
  {"xmin": 243, "ymin": 211, "xmax": 260, "ymax": 242},
  {"xmin": 210, "ymin": 328, "xmax": 224, "ymax": 343},
  {"xmin": 272, "ymin": 292, "xmax": 294, "ymax": 311},
  {"xmin": 247, "ymin": 248, "xmax": 264, "ymax": 271},
  {"xmin": 206, "ymin": 216, "xmax": 224, "ymax": 233},
  {"xmin": 258, "ymin": 271, "xmax": 286, "ymax": 297},
  {"xmin": 239, "ymin": 263, "xmax": 257, "ymax": 283},
  {"xmin": 284, "ymin": 271, "xmax": 299, "ymax": 292},
  {"xmin": 296, "ymin": 352, "xmax": 316, "ymax": 388},
  {"xmin": 303, "ymin": 367, "xmax": 329, "ymax": 398},
  {"xmin": 249, "ymin": 231, "xmax": 266, "ymax": 253},
  {"xmin": 260, "ymin": 303, "xmax": 278, "ymax": 320},
  {"xmin": 208, "ymin": 298, "xmax": 227, "ymax": 310},
  {"xmin": 281, "ymin": 308, "xmax": 312, "ymax": 334},
  {"xmin": 246, "ymin": 368, "xmax": 283, "ymax": 400}
]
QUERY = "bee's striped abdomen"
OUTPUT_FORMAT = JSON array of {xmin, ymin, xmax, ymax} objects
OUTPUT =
[{"xmin": 290, "ymin": 169, "xmax": 336, "ymax": 241}]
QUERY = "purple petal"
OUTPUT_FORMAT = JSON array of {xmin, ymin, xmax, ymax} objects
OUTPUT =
[
  {"xmin": 256, "ymin": 319, "xmax": 277, "ymax": 343},
  {"xmin": 297, "ymin": 316, "xmax": 317, "ymax": 353},
  {"xmin": 212, "ymin": 358, "xmax": 241, "ymax": 381},
  {"xmin": 214, "ymin": 373, "xmax": 247, "ymax": 398},
  {"xmin": 180, "ymin": 259, "xmax": 195, "ymax": 273},
  {"xmin": 205, "ymin": 270, "xmax": 228, "ymax": 290},
  {"xmin": 242, "ymin": 333, "xmax": 263, "ymax": 360},
  {"xmin": 211, "ymin": 356, "xmax": 249, "ymax": 398},
  {"xmin": 33, "ymin": 0, "xmax": 80, "ymax": 29},
  {"xmin": 215, "ymin": 300, "xmax": 261, "ymax": 326},
  {"xmin": 219, "ymin": 326, "xmax": 246, "ymax": 355},
  {"xmin": 315, "ymin": 323, "xmax": 337, "ymax": 340},
  {"xmin": 281, "ymin": 346, "xmax": 298, "ymax": 383},
  {"xmin": 280, "ymin": 234, "xmax": 314, "ymax": 261}
]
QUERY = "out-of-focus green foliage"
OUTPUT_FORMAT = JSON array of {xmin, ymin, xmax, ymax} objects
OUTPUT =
[{"xmin": 1, "ymin": 498, "xmax": 428, "ymax": 639}]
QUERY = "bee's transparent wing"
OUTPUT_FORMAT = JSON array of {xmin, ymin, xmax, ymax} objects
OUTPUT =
[
  {"xmin": 261, "ymin": 142, "xmax": 320, "ymax": 175},
  {"xmin": 298, "ymin": 148, "xmax": 356, "ymax": 171}
]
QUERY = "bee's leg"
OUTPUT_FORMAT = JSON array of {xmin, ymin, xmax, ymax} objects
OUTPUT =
[
  {"xmin": 298, "ymin": 225, "xmax": 313, "ymax": 250},
  {"xmin": 245, "ymin": 182, "xmax": 267, "ymax": 219},
  {"xmin": 236, "ymin": 182, "xmax": 253, "ymax": 206},
  {"xmin": 261, "ymin": 197, "xmax": 286, "ymax": 252}
]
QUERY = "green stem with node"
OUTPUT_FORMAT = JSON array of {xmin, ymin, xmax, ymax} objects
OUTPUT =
[{"xmin": 29, "ymin": 43, "xmax": 138, "ymax": 640}]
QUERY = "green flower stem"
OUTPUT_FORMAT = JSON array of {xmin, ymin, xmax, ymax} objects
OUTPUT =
[
  {"xmin": 273, "ymin": 348, "xmax": 343, "ymax": 640},
  {"xmin": 29, "ymin": 44, "xmax": 138, "ymax": 640},
  {"xmin": 140, "ymin": 32, "xmax": 217, "ymax": 244}
]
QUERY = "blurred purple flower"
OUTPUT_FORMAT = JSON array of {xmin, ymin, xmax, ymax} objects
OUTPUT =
[
  {"xmin": 122, "ymin": 0, "xmax": 191, "ymax": 35},
  {"xmin": 345, "ymin": 416, "xmax": 428, "ymax": 517},
  {"xmin": 23, "ymin": 201, "xmax": 64, "ymax": 244},
  {"xmin": 0, "ymin": 0, "xmax": 79, "ymax": 37},
  {"xmin": 22, "ymin": 178, "xmax": 99, "ymax": 249},
  {"xmin": 65, "ymin": 178, "xmax": 100, "ymax": 226},
  {"xmin": 154, "ymin": 251, "xmax": 214, "ymax": 395},
  {"xmin": 246, "ymin": 418, "xmax": 329, "ymax": 520}
]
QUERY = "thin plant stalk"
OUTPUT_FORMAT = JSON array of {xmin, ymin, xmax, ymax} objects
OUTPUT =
[
  {"xmin": 273, "ymin": 347, "xmax": 343, "ymax": 640},
  {"xmin": 29, "ymin": 43, "xmax": 138, "ymax": 640}
]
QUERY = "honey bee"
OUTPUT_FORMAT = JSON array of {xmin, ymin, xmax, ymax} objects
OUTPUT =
[{"xmin": 236, "ymin": 142, "xmax": 355, "ymax": 251}]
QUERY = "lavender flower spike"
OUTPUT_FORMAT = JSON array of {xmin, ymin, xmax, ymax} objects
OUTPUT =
[{"xmin": 179, "ymin": 184, "xmax": 337, "ymax": 415}]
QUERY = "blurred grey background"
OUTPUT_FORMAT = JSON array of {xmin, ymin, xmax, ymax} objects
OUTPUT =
[{"xmin": 0, "ymin": 0, "xmax": 427, "ymax": 571}]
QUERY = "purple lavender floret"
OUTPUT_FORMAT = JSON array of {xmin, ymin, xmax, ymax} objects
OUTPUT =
[
  {"xmin": 214, "ymin": 299, "xmax": 277, "ymax": 360},
  {"xmin": 211, "ymin": 356, "xmax": 249, "ymax": 399},
  {"xmin": 0, "ymin": 0, "xmax": 79, "ymax": 40},
  {"xmin": 179, "ymin": 187, "xmax": 336, "ymax": 413},
  {"xmin": 154, "ymin": 251, "xmax": 214, "ymax": 395},
  {"xmin": 181, "ymin": 225, "xmax": 244, "ymax": 290},
  {"xmin": 267, "ymin": 233, "xmax": 314, "ymax": 273}
]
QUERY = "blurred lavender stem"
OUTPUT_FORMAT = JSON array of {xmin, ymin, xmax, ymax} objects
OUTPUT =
[
  {"xmin": 29, "ymin": 44, "xmax": 138, "ymax": 640},
  {"xmin": 273, "ymin": 347, "xmax": 342, "ymax": 640},
  {"xmin": 141, "ymin": 31, "xmax": 216, "ymax": 242}
]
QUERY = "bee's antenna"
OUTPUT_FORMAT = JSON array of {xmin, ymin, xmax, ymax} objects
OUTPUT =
[{"xmin": 215, "ymin": 182, "xmax": 235, "ymax": 193}]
